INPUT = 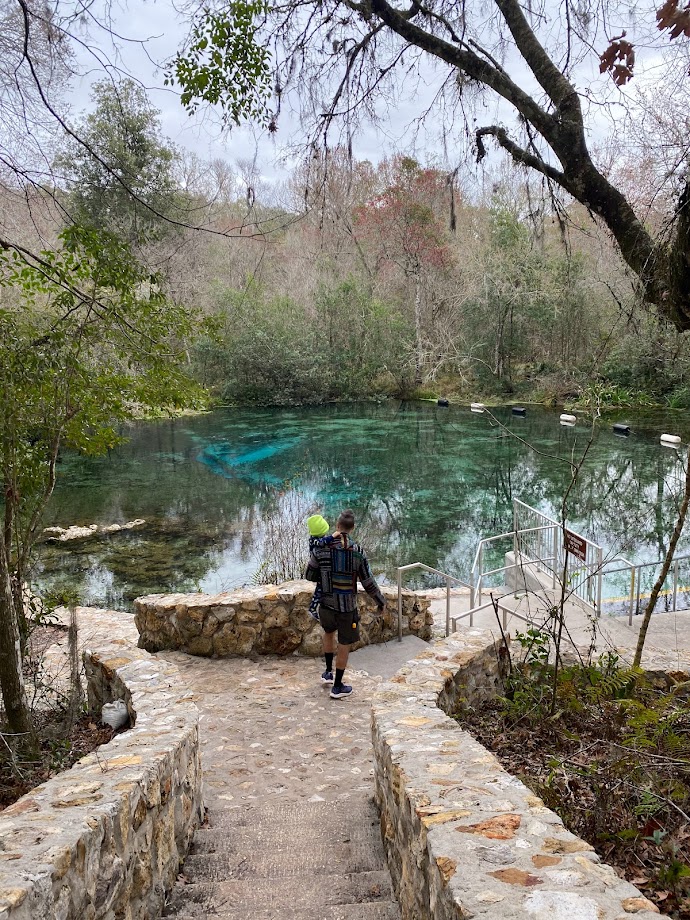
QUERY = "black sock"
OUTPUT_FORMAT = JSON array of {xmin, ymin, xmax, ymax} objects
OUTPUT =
[
  {"xmin": 325, "ymin": 653, "xmax": 334, "ymax": 672},
  {"xmin": 335, "ymin": 668, "xmax": 345, "ymax": 687}
]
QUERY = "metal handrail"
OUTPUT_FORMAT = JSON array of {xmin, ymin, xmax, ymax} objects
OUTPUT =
[
  {"xmin": 451, "ymin": 596, "xmax": 536, "ymax": 631},
  {"xmin": 470, "ymin": 525, "xmax": 555, "ymax": 580},
  {"xmin": 474, "ymin": 555, "xmax": 559, "ymax": 608},
  {"xmin": 599, "ymin": 552, "xmax": 690, "ymax": 623},
  {"xmin": 400, "ymin": 510, "xmax": 690, "ymax": 646},
  {"xmin": 603, "ymin": 554, "xmax": 690, "ymax": 576},
  {"xmin": 512, "ymin": 500, "xmax": 604, "ymax": 614},
  {"xmin": 471, "ymin": 525, "xmax": 559, "ymax": 607},
  {"xmin": 396, "ymin": 563, "xmax": 471, "ymax": 641}
]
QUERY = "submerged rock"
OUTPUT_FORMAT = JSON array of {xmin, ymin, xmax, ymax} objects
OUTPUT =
[{"xmin": 42, "ymin": 519, "xmax": 146, "ymax": 542}]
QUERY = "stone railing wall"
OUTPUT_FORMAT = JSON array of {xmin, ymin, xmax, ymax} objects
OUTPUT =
[
  {"xmin": 0, "ymin": 639, "xmax": 203, "ymax": 920},
  {"xmin": 134, "ymin": 580, "xmax": 432, "ymax": 657},
  {"xmin": 372, "ymin": 629, "xmax": 660, "ymax": 920}
]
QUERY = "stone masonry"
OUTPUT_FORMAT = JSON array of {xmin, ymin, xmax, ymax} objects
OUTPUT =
[
  {"xmin": 2, "ymin": 601, "xmax": 669, "ymax": 920},
  {"xmin": 371, "ymin": 628, "xmax": 661, "ymax": 920},
  {"xmin": 0, "ymin": 637, "xmax": 203, "ymax": 920},
  {"xmin": 134, "ymin": 580, "xmax": 432, "ymax": 657}
]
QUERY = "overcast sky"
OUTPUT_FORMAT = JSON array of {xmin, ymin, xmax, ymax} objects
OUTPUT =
[
  {"xmin": 70, "ymin": 0, "xmax": 468, "ymax": 188},
  {"xmin": 67, "ymin": 0, "xmax": 679, "ymax": 191},
  {"xmin": 71, "ymin": 0, "xmax": 596, "ymax": 192}
]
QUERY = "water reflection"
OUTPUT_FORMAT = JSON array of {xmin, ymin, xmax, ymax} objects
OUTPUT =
[{"xmin": 34, "ymin": 403, "xmax": 690, "ymax": 609}]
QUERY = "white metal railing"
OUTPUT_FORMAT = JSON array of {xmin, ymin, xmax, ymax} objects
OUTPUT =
[
  {"xmin": 451, "ymin": 596, "xmax": 535, "ymax": 632},
  {"xmin": 396, "ymin": 563, "xmax": 471, "ymax": 641},
  {"xmin": 601, "ymin": 553, "xmax": 690, "ymax": 624},
  {"xmin": 399, "ymin": 503, "xmax": 690, "ymax": 642},
  {"xmin": 471, "ymin": 524, "xmax": 558, "ymax": 608},
  {"xmin": 512, "ymin": 499, "xmax": 604, "ymax": 614}
]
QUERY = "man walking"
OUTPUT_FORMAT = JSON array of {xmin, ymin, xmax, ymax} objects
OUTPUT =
[{"xmin": 305, "ymin": 509, "xmax": 385, "ymax": 699}]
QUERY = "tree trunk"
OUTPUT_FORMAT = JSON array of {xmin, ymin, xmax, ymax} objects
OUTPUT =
[
  {"xmin": 0, "ymin": 542, "xmax": 35, "ymax": 743},
  {"xmin": 67, "ymin": 607, "xmax": 83, "ymax": 728},
  {"xmin": 633, "ymin": 448, "xmax": 690, "ymax": 668},
  {"xmin": 413, "ymin": 271, "xmax": 424, "ymax": 385}
]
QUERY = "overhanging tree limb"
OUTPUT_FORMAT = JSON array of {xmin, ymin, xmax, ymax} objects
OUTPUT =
[
  {"xmin": 366, "ymin": 0, "xmax": 688, "ymax": 328},
  {"xmin": 476, "ymin": 126, "xmax": 566, "ymax": 184},
  {"xmin": 493, "ymin": 0, "xmax": 579, "ymax": 111},
  {"xmin": 369, "ymin": 0, "xmax": 561, "ymax": 144}
]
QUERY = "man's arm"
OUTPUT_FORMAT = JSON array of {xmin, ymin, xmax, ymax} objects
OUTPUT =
[{"xmin": 357, "ymin": 550, "xmax": 386, "ymax": 609}]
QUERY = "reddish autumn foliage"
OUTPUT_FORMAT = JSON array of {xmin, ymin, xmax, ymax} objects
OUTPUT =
[
  {"xmin": 599, "ymin": 32, "xmax": 636, "ymax": 86},
  {"xmin": 353, "ymin": 157, "xmax": 453, "ymax": 276},
  {"xmin": 601, "ymin": 3, "xmax": 690, "ymax": 86}
]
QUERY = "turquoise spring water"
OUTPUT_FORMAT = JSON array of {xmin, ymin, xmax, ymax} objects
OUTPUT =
[{"xmin": 34, "ymin": 402, "xmax": 690, "ymax": 611}]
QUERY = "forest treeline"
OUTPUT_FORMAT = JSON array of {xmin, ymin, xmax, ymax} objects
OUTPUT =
[{"xmin": 6, "ymin": 79, "xmax": 690, "ymax": 410}]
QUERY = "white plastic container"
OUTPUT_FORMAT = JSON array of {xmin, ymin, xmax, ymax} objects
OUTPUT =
[
  {"xmin": 660, "ymin": 434, "xmax": 682, "ymax": 446},
  {"xmin": 102, "ymin": 700, "xmax": 128, "ymax": 730},
  {"xmin": 560, "ymin": 414, "xmax": 576, "ymax": 424},
  {"xmin": 470, "ymin": 403, "xmax": 485, "ymax": 413}
]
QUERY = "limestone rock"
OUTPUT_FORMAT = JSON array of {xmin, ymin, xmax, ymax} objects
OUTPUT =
[
  {"xmin": 621, "ymin": 897, "xmax": 660, "ymax": 913},
  {"xmin": 134, "ymin": 581, "xmax": 430, "ymax": 658},
  {"xmin": 524, "ymin": 891, "xmax": 601, "ymax": 919}
]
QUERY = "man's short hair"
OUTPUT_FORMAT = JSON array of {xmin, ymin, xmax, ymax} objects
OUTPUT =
[{"xmin": 337, "ymin": 509, "xmax": 355, "ymax": 532}]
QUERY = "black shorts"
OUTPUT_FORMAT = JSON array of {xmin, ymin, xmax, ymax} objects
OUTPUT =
[{"xmin": 320, "ymin": 605, "xmax": 360, "ymax": 645}]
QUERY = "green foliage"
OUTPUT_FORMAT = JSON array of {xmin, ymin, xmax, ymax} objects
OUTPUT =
[
  {"xmin": 574, "ymin": 382, "xmax": 658, "ymax": 409},
  {"xmin": 192, "ymin": 279, "xmax": 413, "ymax": 404},
  {"xmin": 47, "ymin": 737, "xmax": 73, "ymax": 773},
  {"xmin": 169, "ymin": 1, "xmax": 272, "ymax": 127},
  {"xmin": 499, "ymin": 627, "xmax": 553, "ymax": 719},
  {"xmin": 599, "ymin": 314, "xmax": 690, "ymax": 403},
  {"xmin": 55, "ymin": 80, "xmax": 180, "ymax": 244},
  {"xmin": 462, "ymin": 206, "xmax": 597, "ymax": 393},
  {"xmin": 667, "ymin": 385, "xmax": 690, "ymax": 409}
]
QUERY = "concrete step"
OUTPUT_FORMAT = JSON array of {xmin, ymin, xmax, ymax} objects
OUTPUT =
[
  {"xmin": 167, "ymin": 902, "xmax": 401, "ymax": 920},
  {"xmin": 203, "ymin": 799, "xmax": 380, "ymax": 831},
  {"xmin": 189, "ymin": 821, "xmax": 383, "ymax": 857},
  {"xmin": 164, "ymin": 870, "xmax": 395, "ymax": 915},
  {"xmin": 163, "ymin": 800, "xmax": 400, "ymax": 920},
  {"xmin": 181, "ymin": 841, "xmax": 387, "ymax": 882}
]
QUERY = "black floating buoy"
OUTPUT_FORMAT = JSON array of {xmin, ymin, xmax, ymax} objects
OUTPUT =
[
  {"xmin": 437, "ymin": 398, "xmax": 449, "ymax": 407},
  {"xmin": 613, "ymin": 423, "xmax": 631, "ymax": 436},
  {"xmin": 512, "ymin": 407, "xmax": 527, "ymax": 416}
]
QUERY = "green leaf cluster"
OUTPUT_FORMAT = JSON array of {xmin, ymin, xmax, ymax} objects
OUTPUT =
[
  {"xmin": 169, "ymin": 2, "xmax": 273, "ymax": 127},
  {"xmin": 55, "ymin": 81, "xmax": 181, "ymax": 245}
]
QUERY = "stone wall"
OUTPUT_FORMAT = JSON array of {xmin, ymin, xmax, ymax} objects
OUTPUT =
[
  {"xmin": 134, "ymin": 580, "xmax": 432, "ymax": 657},
  {"xmin": 0, "ymin": 639, "xmax": 203, "ymax": 920},
  {"xmin": 371, "ymin": 628, "xmax": 660, "ymax": 920}
]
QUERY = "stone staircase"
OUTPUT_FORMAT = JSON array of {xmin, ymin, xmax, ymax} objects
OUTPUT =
[{"xmin": 163, "ymin": 798, "xmax": 401, "ymax": 920}]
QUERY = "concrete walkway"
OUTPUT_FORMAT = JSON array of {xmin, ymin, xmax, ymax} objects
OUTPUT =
[
  {"xmin": 49, "ymin": 608, "xmax": 430, "ymax": 919},
  {"xmin": 44, "ymin": 601, "xmax": 690, "ymax": 918},
  {"xmin": 428, "ymin": 587, "xmax": 690, "ymax": 671}
]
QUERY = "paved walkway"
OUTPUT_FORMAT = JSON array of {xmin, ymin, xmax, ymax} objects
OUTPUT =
[
  {"xmin": 43, "ymin": 602, "xmax": 690, "ymax": 918},
  {"xmin": 47, "ymin": 607, "xmax": 427, "ymax": 811},
  {"xmin": 44, "ymin": 609, "xmax": 434, "ymax": 919},
  {"xmin": 158, "ymin": 643, "xmax": 417, "ymax": 919},
  {"xmin": 428, "ymin": 587, "xmax": 690, "ymax": 671}
]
